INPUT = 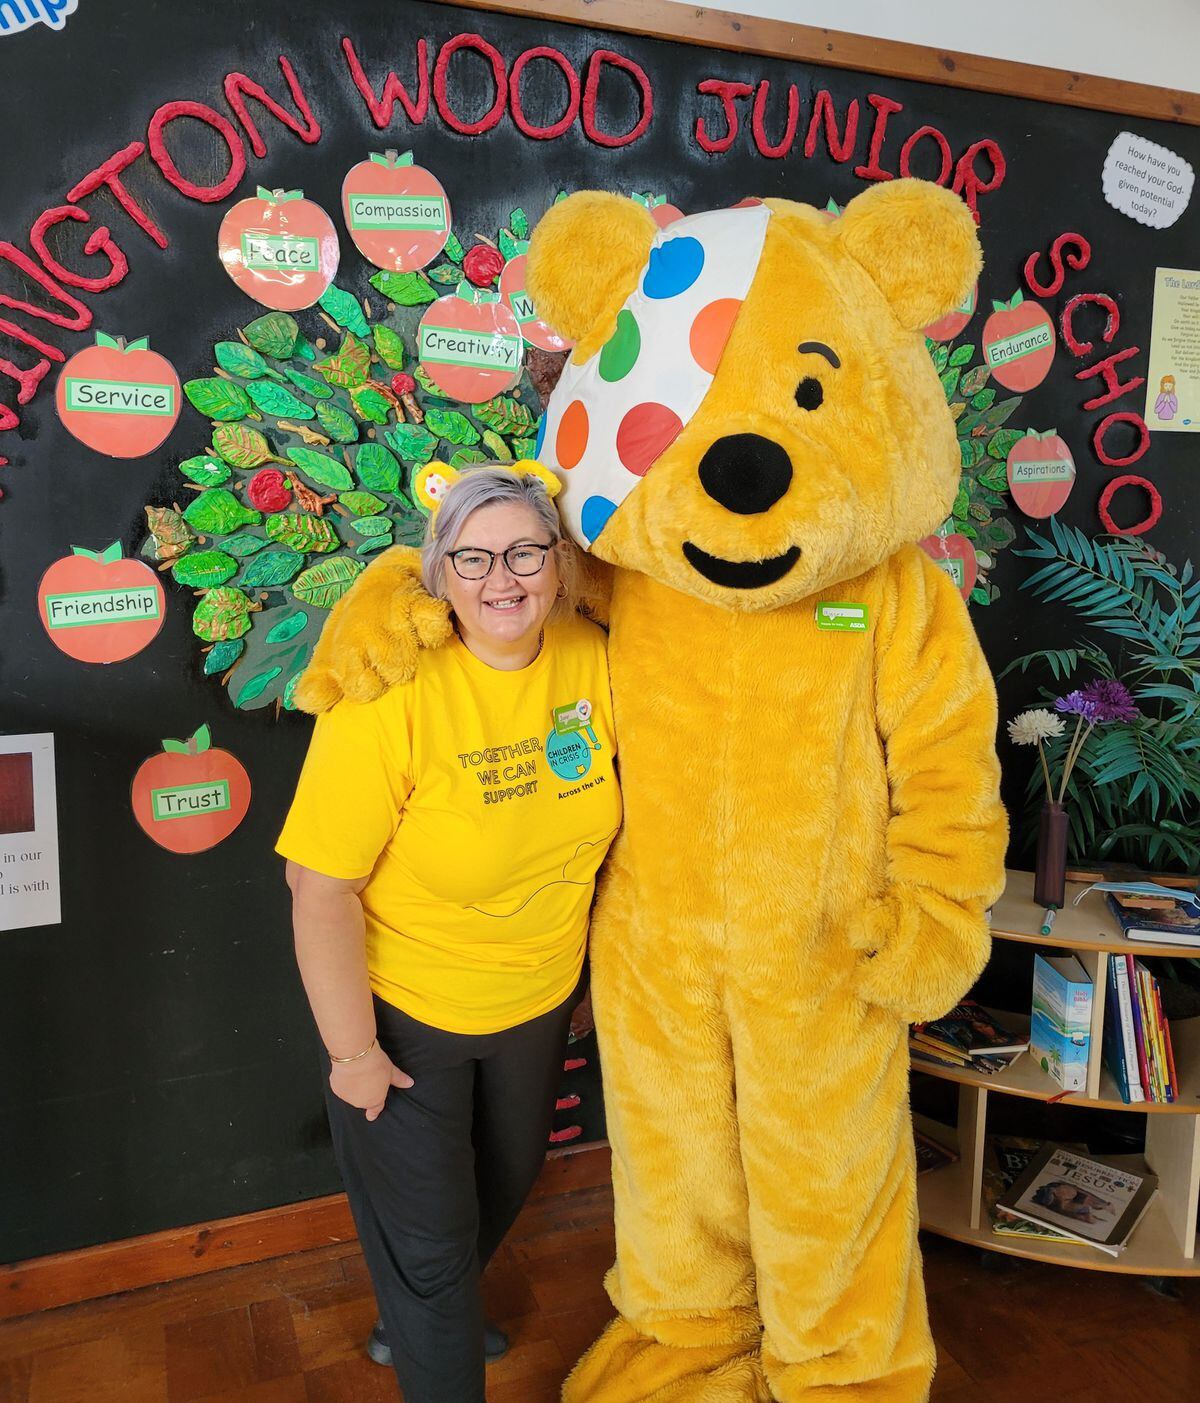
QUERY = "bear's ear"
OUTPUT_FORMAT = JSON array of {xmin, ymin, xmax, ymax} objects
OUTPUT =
[
  {"xmin": 527, "ymin": 192, "xmax": 658, "ymax": 342},
  {"xmin": 835, "ymin": 179, "xmax": 982, "ymax": 333}
]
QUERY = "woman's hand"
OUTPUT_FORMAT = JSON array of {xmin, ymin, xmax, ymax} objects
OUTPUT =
[
  {"xmin": 569, "ymin": 988, "xmax": 594, "ymax": 1041},
  {"xmin": 328, "ymin": 1043, "xmax": 414, "ymax": 1121}
]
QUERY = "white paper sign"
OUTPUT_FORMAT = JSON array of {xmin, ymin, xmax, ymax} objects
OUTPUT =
[
  {"xmin": 1103, "ymin": 131, "xmax": 1193, "ymax": 229},
  {"xmin": 0, "ymin": 733, "xmax": 61, "ymax": 932}
]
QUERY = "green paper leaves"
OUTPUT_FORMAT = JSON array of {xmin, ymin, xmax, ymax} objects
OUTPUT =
[
  {"xmin": 215, "ymin": 341, "xmax": 277, "ymax": 380},
  {"xmin": 315, "ymin": 333, "xmax": 371, "ymax": 389},
  {"xmin": 443, "ymin": 230, "xmax": 465, "ymax": 264},
  {"xmin": 284, "ymin": 367, "xmax": 333, "ymax": 400},
  {"xmin": 372, "ymin": 325, "xmax": 406, "ymax": 369},
  {"xmin": 349, "ymin": 515, "xmax": 393, "ymax": 538},
  {"xmin": 318, "ymin": 285, "xmax": 370, "ymax": 336},
  {"xmin": 424, "ymin": 408, "xmax": 479, "ymax": 445},
  {"xmin": 369, "ymin": 269, "xmax": 438, "ymax": 305},
  {"xmin": 221, "ymin": 533, "xmax": 269, "ymax": 558},
  {"xmin": 265, "ymin": 609, "xmax": 310, "ymax": 643},
  {"xmin": 234, "ymin": 666, "xmax": 284, "ymax": 708},
  {"xmin": 266, "ymin": 513, "xmax": 340, "ymax": 553},
  {"xmin": 243, "ymin": 312, "xmax": 301, "ymax": 359},
  {"xmin": 192, "ymin": 587, "xmax": 255, "ymax": 641},
  {"xmin": 386, "ymin": 423, "xmax": 437, "ymax": 465},
  {"xmin": 183, "ymin": 490, "xmax": 261, "ymax": 534},
  {"xmin": 238, "ymin": 547, "xmax": 306, "ymax": 588},
  {"xmin": 339, "ymin": 491, "xmax": 387, "ymax": 516},
  {"xmin": 350, "ymin": 383, "xmax": 391, "ymax": 424},
  {"xmin": 211, "ymin": 423, "xmax": 279, "ymax": 469},
  {"xmin": 286, "ymin": 446, "xmax": 354, "ymax": 490},
  {"xmin": 472, "ymin": 394, "xmax": 538, "ymax": 436},
  {"xmin": 245, "ymin": 380, "xmax": 315, "ymax": 420},
  {"xmin": 203, "ymin": 637, "xmax": 245, "ymax": 675},
  {"xmin": 353, "ymin": 443, "xmax": 402, "ymax": 492},
  {"xmin": 315, "ymin": 402, "xmax": 359, "ymax": 443},
  {"xmin": 292, "ymin": 556, "xmax": 364, "ymax": 608},
  {"xmin": 510, "ymin": 208, "xmax": 529, "ymax": 239},
  {"xmin": 184, "ymin": 378, "xmax": 255, "ymax": 422},
  {"xmin": 172, "ymin": 550, "xmax": 238, "ymax": 588},
  {"xmin": 178, "ymin": 454, "xmax": 231, "ymax": 487}
]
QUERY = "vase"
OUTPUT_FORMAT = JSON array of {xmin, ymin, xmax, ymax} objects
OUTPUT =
[{"xmin": 1034, "ymin": 800, "xmax": 1068, "ymax": 909}]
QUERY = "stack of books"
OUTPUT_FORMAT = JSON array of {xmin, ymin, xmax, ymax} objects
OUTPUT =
[
  {"xmin": 984, "ymin": 1136, "xmax": 1087, "ymax": 1243},
  {"xmin": 1102, "ymin": 884, "xmax": 1200, "ymax": 948},
  {"xmin": 1030, "ymin": 953, "xmax": 1092, "ymax": 1092},
  {"xmin": 1102, "ymin": 951, "xmax": 1179, "ymax": 1103},
  {"xmin": 909, "ymin": 1000, "xmax": 1027, "ymax": 1074},
  {"xmin": 993, "ymin": 1142, "xmax": 1158, "ymax": 1257}
]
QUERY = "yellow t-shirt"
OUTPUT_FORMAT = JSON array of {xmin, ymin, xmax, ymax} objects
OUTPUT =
[{"xmin": 276, "ymin": 615, "xmax": 621, "ymax": 1034}]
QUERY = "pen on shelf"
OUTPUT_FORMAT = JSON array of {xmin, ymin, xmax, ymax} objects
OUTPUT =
[{"xmin": 1040, "ymin": 907, "xmax": 1057, "ymax": 936}]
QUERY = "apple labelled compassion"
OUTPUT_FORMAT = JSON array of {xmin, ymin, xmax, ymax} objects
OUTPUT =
[{"xmin": 0, "ymin": 34, "xmax": 1005, "ymax": 470}]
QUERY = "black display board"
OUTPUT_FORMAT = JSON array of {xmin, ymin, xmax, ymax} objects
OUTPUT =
[{"xmin": 1, "ymin": 0, "xmax": 1196, "ymax": 1265}]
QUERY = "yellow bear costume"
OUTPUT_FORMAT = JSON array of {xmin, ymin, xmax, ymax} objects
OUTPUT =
[{"xmin": 296, "ymin": 180, "xmax": 1008, "ymax": 1402}]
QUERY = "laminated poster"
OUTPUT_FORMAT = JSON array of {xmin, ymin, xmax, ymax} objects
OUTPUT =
[
  {"xmin": 0, "ymin": 733, "xmax": 60, "ymax": 933},
  {"xmin": 1144, "ymin": 267, "xmax": 1200, "ymax": 432}
]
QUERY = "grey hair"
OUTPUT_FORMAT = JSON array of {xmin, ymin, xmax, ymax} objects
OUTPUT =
[{"xmin": 421, "ymin": 465, "xmax": 579, "ymax": 622}]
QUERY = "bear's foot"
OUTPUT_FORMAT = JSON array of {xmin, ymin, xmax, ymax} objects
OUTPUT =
[
  {"xmin": 763, "ymin": 1352, "xmax": 933, "ymax": 1403},
  {"xmin": 563, "ymin": 1315, "xmax": 770, "ymax": 1403}
]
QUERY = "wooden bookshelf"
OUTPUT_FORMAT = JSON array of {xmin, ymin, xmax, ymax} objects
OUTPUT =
[{"xmin": 912, "ymin": 871, "xmax": 1200, "ymax": 1276}]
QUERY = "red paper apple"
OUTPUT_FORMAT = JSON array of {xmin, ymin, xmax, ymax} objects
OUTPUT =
[
  {"xmin": 919, "ymin": 529, "xmax": 978, "ymax": 600},
  {"xmin": 1006, "ymin": 428, "xmax": 1077, "ymax": 518},
  {"xmin": 982, "ymin": 290, "xmax": 1056, "ymax": 392},
  {"xmin": 499, "ymin": 244, "xmax": 573, "ymax": 353},
  {"xmin": 131, "ymin": 723, "xmax": 251, "ymax": 854},
  {"xmin": 218, "ymin": 188, "xmax": 339, "ymax": 311},
  {"xmin": 417, "ymin": 283, "xmax": 524, "ymax": 402},
  {"xmin": 38, "ymin": 542, "xmax": 166, "ymax": 664},
  {"xmin": 633, "ymin": 191, "xmax": 684, "ymax": 228},
  {"xmin": 924, "ymin": 281, "xmax": 977, "ymax": 342},
  {"xmin": 55, "ymin": 333, "xmax": 180, "ymax": 458},
  {"xmin": 341, "ymin": 150, "xmax": 451, "ymax": 272}
]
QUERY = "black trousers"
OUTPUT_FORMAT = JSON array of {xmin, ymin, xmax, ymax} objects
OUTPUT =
[{"xmin": 323, "ymin": 981, "xmax": 579, "ymax": 1403}]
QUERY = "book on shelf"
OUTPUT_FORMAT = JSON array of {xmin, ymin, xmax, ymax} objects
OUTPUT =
[
  {"xmin": 912, "ymin": 1000, "xmax": 1028, "ymax": 1060},
  {"xmin": 994, "ymin": 1143, "xmax": 1158, "ymax": 1257},
  {"xmin": 1102, "ymin": 955, "xmax": 1145, "ymax": 1103},
  {"xmin": 1030, "ymin": 953, "xmax": 1092, "ymax": 1093},
  {"xmin": 1102, "ymin": 953, "xmax": 1179, "ymax": 1104},
  {"xmin": 1104, "ymin": 889, "xmax": 1200, "ymax": 947},
  {"xmin": 914, "ymin": 1128, "xmax": 959, "ymax": 1176},
  {"xmin": 908, "ymin": 1040, "xmax": 1022, "ymax": 1076},
  {"xmin": 983, "ymin": 1136, "xmax": 1086, "ymax": 1243}
]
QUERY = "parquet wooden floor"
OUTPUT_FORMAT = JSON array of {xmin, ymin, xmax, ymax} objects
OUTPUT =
[{"xmin": 1, "ymin": 1150, "xmax": 1197, "ymax": 1402}]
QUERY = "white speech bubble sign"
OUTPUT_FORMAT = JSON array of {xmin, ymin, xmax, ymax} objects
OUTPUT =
[{"xmin": 1103, "ymin": 131, "xmax": 1194, "ymax": 230}]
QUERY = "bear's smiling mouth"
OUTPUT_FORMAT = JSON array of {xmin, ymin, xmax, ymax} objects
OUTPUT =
[{"xmin": 681, "ymin": 542, "xmax": 802, "ymax": 589}]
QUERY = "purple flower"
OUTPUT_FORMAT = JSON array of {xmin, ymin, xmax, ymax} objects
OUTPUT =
[
  {"xmin": 1054, "ymin": 680, "xmax": 1140, "ymax": 725},
  {"xmin": 1080, "ymin": 678, "xmax": 1140, "ymax": 723}
]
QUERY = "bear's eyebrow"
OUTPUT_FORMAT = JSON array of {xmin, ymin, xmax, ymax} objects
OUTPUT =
[{"xmin": 797, "ymin": 341, "xmax": 840, "ymax": 368}]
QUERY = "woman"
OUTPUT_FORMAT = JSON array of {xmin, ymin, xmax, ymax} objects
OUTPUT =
[{"xmin": 277, "ymin": 464, "xmax": 620, "ymax": 1403}]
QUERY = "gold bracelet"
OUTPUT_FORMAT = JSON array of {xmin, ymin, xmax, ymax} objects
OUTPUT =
[{"xmin": 328, "ymin": 1036, "xmax": 377, "ymax": 1065}]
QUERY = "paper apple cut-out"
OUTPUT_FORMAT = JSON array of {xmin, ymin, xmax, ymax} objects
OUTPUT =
[
  {"xmin": 218, "ymin": 188, "xmax": 339, "ymax": 311},
  {"xmin": 417, "ymin": 282, "xmax": 524, "ymax": 401},
  {"xmin": 55, "ymin": 333, "xmax": 180, "ymax": 457},
  {"xmin": 498, "ymin": 243, "xmax": 573, "ymax": 353},
  {"xmin": 983, "ymin": 290, "xmax": 1056, "ymax": 392},
  {"xmin": 341, "ymin": 150, "xmax": 451, "ymax": 272},
  {"xmin": 924, "ymin": 281, "xmax": 977, "ymax": 342},
  {"xmin": 131, "ymin": 723, "xmax": 251, "ymax": 853},
  {"xmin": 38, "ymin": 542, "xmax": 166, "ymax": 663},
  {"xmin": 919, "ymin": 529, "xmax": 978, "ymax": 600},
  {"xmin": 1006, "ymin": 428, "xmax": 1076, "ymax": 518},
  {"xmin": 633, "ymin": 191, "xmax": 684, "ymax": 229}
]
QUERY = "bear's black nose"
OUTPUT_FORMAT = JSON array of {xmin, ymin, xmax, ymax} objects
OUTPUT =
[{"xmin": 697, "ymin": 434, "xmax": 793, "ymax": 515}]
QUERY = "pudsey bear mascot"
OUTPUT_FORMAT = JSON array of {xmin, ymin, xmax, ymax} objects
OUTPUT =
[{"xmin": 297, "ymin": 179, "xmax": 1008, "ymax": 1402}]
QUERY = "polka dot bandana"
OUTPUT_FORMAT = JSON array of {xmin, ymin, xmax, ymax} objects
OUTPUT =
[{"xmin": 536, "ymin": 202, "xmax": 772, "ymax": 548}]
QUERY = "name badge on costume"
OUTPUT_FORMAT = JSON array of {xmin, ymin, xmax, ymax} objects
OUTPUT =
[{"xmin": 815, "ymin": 602, "xmax": 869, "ymax": 633}]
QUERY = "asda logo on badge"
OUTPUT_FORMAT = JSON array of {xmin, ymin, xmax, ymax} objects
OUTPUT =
[{"xmin": 0, "ymin": 0, "xmax": 77, "ymax": 35}]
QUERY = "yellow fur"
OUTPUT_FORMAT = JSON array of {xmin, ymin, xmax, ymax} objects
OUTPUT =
[{"xmin": 300, "ymin": 180, "xmax": 1008, "ymax": 1401}]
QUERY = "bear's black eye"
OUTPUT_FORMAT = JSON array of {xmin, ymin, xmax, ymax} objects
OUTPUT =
[{"xmin": 795, "ymin": 377, "xmax": 824, "ymax": 411}]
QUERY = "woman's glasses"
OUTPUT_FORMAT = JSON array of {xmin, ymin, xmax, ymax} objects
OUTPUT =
[{"xmin": 450, "ymin": 542, "xmax": 554, "ymax": 581}]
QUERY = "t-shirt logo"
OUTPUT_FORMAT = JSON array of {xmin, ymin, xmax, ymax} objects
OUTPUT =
[{"xmin": 547, "ymin": 698, "xmax": 602, "ymax": 781}]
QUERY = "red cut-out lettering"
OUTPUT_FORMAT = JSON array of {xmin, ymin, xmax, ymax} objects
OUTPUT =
[
  {"xmin": 804, "ymin": 90, "xmax": 859, "ymax": 161},
  {"xmin": 898, "ymin": 124, "xmax": 953, "ymax": 185},
  {"xmin": 434, "ymin": 33, "xmax": 508, "ymax": 136},
  {"xmin": 1061, "ymin": 292, "xmax": 1119, "ymax": 357},
  {"xmin": 854, "ymin": 93, "xmax": 903, "ymax": 181},
  {"xmin": 509, "ymin": 47, "xmax": 580, "ymax": 140},
  {"xmin": 30, "ymin": 206, "xmax": 128, "ymax": 293},
  {"xmin": 0, "ymin": 352, "xmax": 51, "ymax": 405},
  {"xmin": 341, "ymin": 36, "xmax": 430, "ymax": 128},
  {"xmin": 0, "ymin": 318, "xmax": 64, "ymax": 361},
  {"xmin": 582, "ymin": 49, "xmax": 653, "ymax": 148},
  {"xmin": 67, "ymin": 142, "xmax": 167, "ymax": 249},
  {"xmin": 952, "ymin": 139, "xmax": 1006, "ymax": 220},
  {"xmin": 1098, "ymin": 474, "xmax": 1161, "ymax": 536},
  {"xmin": 148, "ymin": 101, "xmax": 247, "ymax": 201},
  {"xmin": 750, "ymin": 79, "xmax": 799, "ymax": 159},
  {"xmin": 695, "ymin": 79, "xmax": 752, "ymax": 153},
  {"xmin": 224, "ymin": 57, "xmax": 320, "ymax": 159},
  {"xmin": 1076, "ymin": 345, "xmax": 1145, "ymax": 411},
  {"xmin": 1023, "ymin": 233, "xmax": 1091, "ymax": 299},
  {"xmin": 0, "ymin": 242, "xmax": 91, "ymax": 330},
  {"xmin": 1093, "ymin": 411, "xmax": 1150, "ymax": 468}
]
